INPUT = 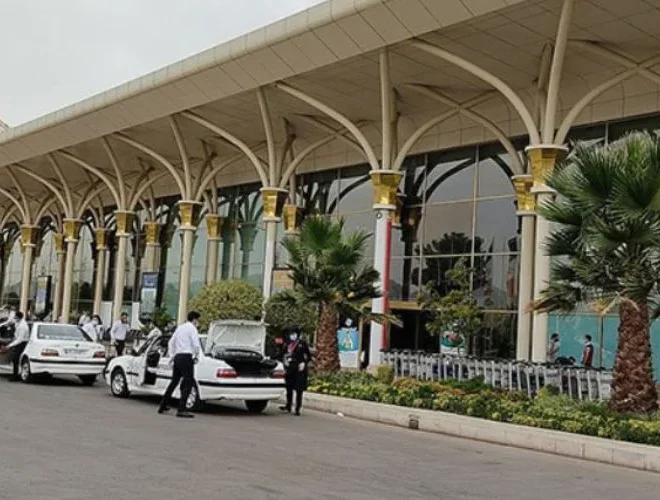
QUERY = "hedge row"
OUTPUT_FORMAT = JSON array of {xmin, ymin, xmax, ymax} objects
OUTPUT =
[{"xmin": 307, "ymin": 372, "xmax": 660, "ymax": 446}]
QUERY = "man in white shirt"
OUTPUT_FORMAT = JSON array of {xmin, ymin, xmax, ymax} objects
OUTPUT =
[
  {"xmin": 158, "ymin": 311, "xmax": 202, "ymax": 418},
  {"xmin": 8, "ymin": 311, "xmax": 30, "ymax": 381},
  {"xmin": 110, "ymin": 312, "xmax": 129, "ymax": 356},
  {"xmin": 82, "ymin": 315, "xmax": 102, "ymax": 343}
]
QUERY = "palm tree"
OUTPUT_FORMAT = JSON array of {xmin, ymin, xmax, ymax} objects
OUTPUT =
[
  {"xmin": 536, "ymin": 133, "xmax": 660, "ymax": 413},
  {"xmin": 282, "ymin": 217, "xmax": 381, "ymax": 372}
]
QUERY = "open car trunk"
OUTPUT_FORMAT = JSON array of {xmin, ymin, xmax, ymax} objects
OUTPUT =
[{"xmin": 205, "ymin": 320, "xmax": 277, "ymax": 377}]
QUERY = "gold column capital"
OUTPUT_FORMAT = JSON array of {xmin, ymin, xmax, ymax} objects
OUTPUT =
[
  {"xmin": 94, "ymin": 228, "xmax": 108, "ymax": 250},
  {"xmin": 205, "ymin": 214, "xmax": 224, "ymax": 240},
  {"xmin": 525, "ymin": 144, "xmax": 568, "ymax": 191},
  {"xmin": 511, "ymin": 174, "xmax": 536, "ymax": 215},
  {"xmin": 143, "ymin": 221, "xmax": 162, "ymax": 246},
  {"xmin": 283, "ymin": 204, "xmax": 303, "ymax": 235},
  {"xmin": 114, "ymin": 211, "xmax": 135, "ymax": 237},
  {"xmin": 260, "ymin": 187, "xmax": 288, "ymax": 222},
  {"xmin": 20, "ymin": 225, "xmax": 39, "ymax": 254},
  {"xmin": 177, "ymin": 200, "xmax": 203, "ymax": 230},
  {"xmin": 63, "ymin": 219, "xmax": 81, "ymax": 243},
  {"xmin": 370, "ymin": 170, "xmax": 403, "ymax": 209}
]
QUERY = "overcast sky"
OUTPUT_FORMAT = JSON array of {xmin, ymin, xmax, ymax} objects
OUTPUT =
[{"xmin": 0, "ymin": 0, "xmax": 323, "ymax": 126}]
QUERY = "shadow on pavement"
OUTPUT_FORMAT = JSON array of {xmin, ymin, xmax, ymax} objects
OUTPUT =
[
  {"xmin": 97, "ymin": 381, "xmax": 284, "ymax": 417},
  {"xmin": 0, "ymin": 373, "xmax": 92, "ymax": 387}
]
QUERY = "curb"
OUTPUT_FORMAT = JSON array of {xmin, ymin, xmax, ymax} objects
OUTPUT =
[{"xmin": 303, "ymin": 392, "xmax": 660, "ymax": 473}]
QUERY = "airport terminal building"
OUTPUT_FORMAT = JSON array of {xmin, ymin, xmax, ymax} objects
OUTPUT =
[{"xmin": 1, "ymin": 0, "xmax": 659, "ymax": 367}]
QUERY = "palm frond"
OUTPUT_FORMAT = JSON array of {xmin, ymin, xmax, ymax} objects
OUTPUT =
[{"xmin": 535, "ymin": 133, "xmax": 660, "ymax": 315}]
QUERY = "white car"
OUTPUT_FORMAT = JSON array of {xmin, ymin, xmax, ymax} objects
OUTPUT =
[
  {"xmin": 105, "ymin": 320, "xmax": 286, "ymax": 413},
  {"xmin": 0, "ymin": 322, "xmax": 106, "ymax": 385}
]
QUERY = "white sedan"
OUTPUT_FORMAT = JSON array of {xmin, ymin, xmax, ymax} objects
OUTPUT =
[
  {"xmin": 105, "ymin": 320, "xmax": 286, "ymax": 413},
  {"xmin": 0, "ymin": 322, "xmax": 106, "ymax": 384}
]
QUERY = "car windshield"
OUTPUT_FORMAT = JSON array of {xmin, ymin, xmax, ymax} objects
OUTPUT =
[{"xmin": 37, "ymin": 324, "xmax": 90, "ymax": 341}]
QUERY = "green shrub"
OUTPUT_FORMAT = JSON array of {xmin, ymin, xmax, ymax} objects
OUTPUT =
[
  {"xmin": 308, "ymin": 371, "xmax": 660, "ymax": 447},
  {"xmin": 188, "ymin": 280, "xmax": 262, "ymax": 332},
  {"xmin": 376, "ymin": 365, "xmax": 394, "ymax": 385},
  {"xmin": 151, "ymin": 305, "xmax": 174, "ymax": 331}
]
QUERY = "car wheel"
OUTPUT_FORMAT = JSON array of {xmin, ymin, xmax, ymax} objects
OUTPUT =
[
  {"xmin": 184, "ymin": 384, "xmax": 203, "ymax": 412},
  {"xmin": 78, "ymin": 375, "xmax": 97, "ymax": 386},
  {"xmin": 110, "ymin": 368, "xmax": 130, "ymax": 398},
  {"xmin": 20, "ymin": 358, "xmax": 33, "ymax": 383},
  {"xmin": 245, "ymin": 399, "xmax": 269, "ymax": 414}
]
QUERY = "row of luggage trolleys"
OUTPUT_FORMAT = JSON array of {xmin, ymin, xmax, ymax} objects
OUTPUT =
[{"xmin": 381, "ymin": 350, "xmax": 613, "ymax": 401}]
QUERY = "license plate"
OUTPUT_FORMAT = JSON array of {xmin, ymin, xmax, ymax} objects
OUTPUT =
[{"xmin": 64, "ymin": 349, "xmax": 86, "ymax": 355}]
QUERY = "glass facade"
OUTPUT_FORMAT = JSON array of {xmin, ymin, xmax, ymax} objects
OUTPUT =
[{"xmin": 3, "ymin": 113, "xmax": 660, "ymax": 362}]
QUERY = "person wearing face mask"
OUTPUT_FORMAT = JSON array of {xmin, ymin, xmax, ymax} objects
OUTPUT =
[
  {"xmin": 82, "ymin": 315, "xmax": 102, "ymax": 342},
  {"xmin": 158, "ymin": 310, "xmax": 202, "ymax": 418},
  {"xmin": 279, "ymin": 326, "xmax": 311, "ymax": 416}
]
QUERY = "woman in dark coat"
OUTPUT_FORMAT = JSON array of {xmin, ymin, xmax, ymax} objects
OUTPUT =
[{"xmin": 279, "ymin": 326, "xmax": 311, "ymax": 416}]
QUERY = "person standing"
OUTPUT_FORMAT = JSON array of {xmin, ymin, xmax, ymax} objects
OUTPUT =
[
  {"xmin": 110, "ymin": 312, "xmax": 129, "ymax": 357},
  {"xmin": 8, "ymin": 311, "xmax": 30, "ymax": 381},
  {"xmin": 581, "ymin": 334, "xmax": 595, "ymax": 368},
  {"xmin": 158, "ymin": 311, "xmax": 202, "ymax": 418},
  {"xmin": 546, "ymin": 333, "xmax": 561, "ymax": 364},
  {"xmin": 279, "ymin": 326, "xmax": 311, "ymax": 416},
  {"xmin": 81, "ymin": 315, "xmax": 101, "ymax": 342}
]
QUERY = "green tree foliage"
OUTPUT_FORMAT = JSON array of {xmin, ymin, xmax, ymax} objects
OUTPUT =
[
  {"xmin": 535, "ymin": 133, "xmax": 660, "ymax": 413},
  {"xmin": 188, "ymin": 280, "xmax": 262, "ymax": 332},
  {"xmin": 418, "ymin": 258, "xmax": 483, "ymax": 348},
  {"xmin": 282, "ymin": 216, "xmax": 383, "ymax": 372}
]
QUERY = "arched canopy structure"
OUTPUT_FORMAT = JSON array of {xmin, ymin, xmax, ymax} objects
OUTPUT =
[{"xmin": 0, "ymin": 0, "xmax": 658, "ymax": 367}]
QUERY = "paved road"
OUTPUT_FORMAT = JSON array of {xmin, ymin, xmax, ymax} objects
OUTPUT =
[{"xmin": 0, "ymin": 376, "xmax": 658, "ymax": 500}]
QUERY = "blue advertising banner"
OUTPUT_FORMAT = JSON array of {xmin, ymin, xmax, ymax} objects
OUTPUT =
[{"xmin": 337, "ymin": 318, "xmax": 359, "ymax": 368}]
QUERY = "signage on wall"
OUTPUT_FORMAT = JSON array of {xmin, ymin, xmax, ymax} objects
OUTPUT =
[
  {"xmin": 140, "ymin": 272, "xmax": 159, "ymax": 317},
  {"xmin": 337, "ymin": 318, "xmax": 359, "ymax": 368},
  {"xmin": 35, "ymin": 276, "xmax": 52, "ymax": 318}
]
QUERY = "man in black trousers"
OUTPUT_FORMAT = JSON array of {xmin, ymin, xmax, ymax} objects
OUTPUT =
[
  {"xmin": 158, "ymin": 311, "xmax": 202, "ymax": 418},
  {"xmin": 8, "ymin": 311, "xmax": 30, "ymax": 381}
]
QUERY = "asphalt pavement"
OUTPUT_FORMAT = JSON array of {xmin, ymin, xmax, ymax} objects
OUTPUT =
[{"xmin": 0, "ymin": 375, "xmax": 658, "ymax": 500}]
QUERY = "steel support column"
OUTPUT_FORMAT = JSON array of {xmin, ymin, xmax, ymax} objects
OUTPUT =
[
  {"xmin": 52, "ymin": 233, "xmax": 65, "ymax": 322},
  {"xmin": 143, "ymin": 222, "xmax": 161, "ymax": 273},
  {"xmin": 369, "ymin": 171, "xmax": 401, "ymax": 365},
  {"xmin": 512, "ymin": 175, "xmax": 536, "ymax": 361},
  {"xmin": 260, "ymin": 188, "xmax": 287, "ymax": 299},
  {"xmin": 177, "ymin": 201, "xmax": 202, "ymax": 323},
  {"xmin": 205, "ymin": 215, "xmax": 223, "ymax": 285},
  {"xmin": 527, "ymin": 147, "xmax": 566, "ymax": 361},
  {"xmin": 19, "ymin": 225, "xmax": 38, "ymax": 314},
  {"xmin": 112, "ymin": 211, "xmax": 135, "ymax": 321},
  {"xmin": 59, "ymin": 219, "xmax": 80, "ymax": 323},
  {"xmin": 93, "ymin": 229, "xmax": 108, "ymax": 315}
]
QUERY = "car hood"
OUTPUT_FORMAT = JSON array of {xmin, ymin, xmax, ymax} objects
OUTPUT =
[{"xmin": 205, "ymin": 320, "xmax": 266, "ymax": 355}]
